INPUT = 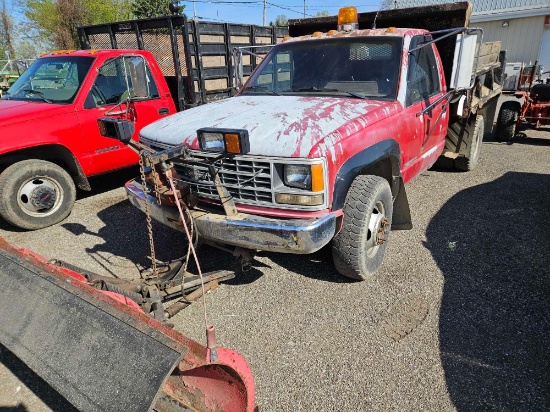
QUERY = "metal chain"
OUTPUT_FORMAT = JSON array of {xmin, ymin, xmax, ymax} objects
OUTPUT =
[{"xmin": 139, "ymin": 153, "xmax": 158, "ymax": 278}]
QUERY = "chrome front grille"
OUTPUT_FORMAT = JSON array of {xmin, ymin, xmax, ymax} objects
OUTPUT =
[
  {"xmin": 171, "ymin": 151, "xmax": 275, "ymax": 206},
  {"xmin": 139, "ymin": 136, "xmax": 329, "ymax": 211}
]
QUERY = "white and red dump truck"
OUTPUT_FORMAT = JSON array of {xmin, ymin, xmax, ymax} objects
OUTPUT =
[{"xmin": 111, "ymin": 2, "xmax": 503, "ymax": 281}]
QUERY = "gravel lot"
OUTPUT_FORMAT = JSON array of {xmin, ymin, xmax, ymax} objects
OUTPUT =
[{"xmin": 1, "ymin": 111, "xmax": 549, "ymax": 411}]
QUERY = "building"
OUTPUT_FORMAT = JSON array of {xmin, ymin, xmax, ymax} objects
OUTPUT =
[{"xmin": 390, "ymin": 0, "xmax": 550, "ymax": 71}]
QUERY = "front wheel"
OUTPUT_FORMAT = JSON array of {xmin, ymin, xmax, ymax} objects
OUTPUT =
[
  {"xmin": 0, "ymin": 160, "xmax": 76, "ymax": 230},
  {"xmin": 332, "ymin": 175, "xmax": 393, "ymax": 280}
]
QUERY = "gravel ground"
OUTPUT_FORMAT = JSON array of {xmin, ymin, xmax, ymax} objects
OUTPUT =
[{"xmin": 0, "ymin": 105, "xmax": 549, "ymax": 411}]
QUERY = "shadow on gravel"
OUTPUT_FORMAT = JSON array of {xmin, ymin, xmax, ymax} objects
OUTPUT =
[
  {"xmin": 265, "ymin": 245, "xmax": 356, "ymax": 283},
  {"xmin": 77, "ymin": 166, "xmax": 139, "ymax": 201},
  {"xmin": 425, "ymin": 172, "xmax": 550, "ymax": 410},
  {"xmin": 62, "ymin": 200, "xmax": 266, "ymax": 286},
  {"xmin": 0, "ymin": 345, "xmax": 77, "ymax": 412},
  {"xmin": 508, "ymin": 132, "xmax": 550, "ymax": 146}
]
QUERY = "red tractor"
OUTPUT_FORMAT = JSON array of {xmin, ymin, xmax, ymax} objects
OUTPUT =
[{"xmin": 497, "ymin": 64, "xmax": 550, "ymax": 142}]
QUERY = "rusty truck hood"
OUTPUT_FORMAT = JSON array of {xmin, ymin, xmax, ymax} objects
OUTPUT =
[{"xmin": 140, "ymin": 95, "xmax": 399, "ymax": 158}]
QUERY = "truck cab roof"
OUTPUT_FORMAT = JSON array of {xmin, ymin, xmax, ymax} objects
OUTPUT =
[
  {"xmin": 41, "ymin": 49, "xmax": 152, "ymax": 58},
  {"xmin": 284, "ymin": 27, "xmax": 428, "ymax": 44}
]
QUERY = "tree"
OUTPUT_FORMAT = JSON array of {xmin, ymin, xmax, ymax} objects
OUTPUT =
[
  {"xmin": 0, "ymin": 0, "xmax": 15, "ymax": 58},
  {"xmin": 21, "ymin": 0, "xmax": 133, "ymax": 49},
  {"xmin": 270, "ymin": 14, "xmax": 287, "ymax": 27},
  {"xmin": 315, "ymin": 11, "xmax": 329, "ymax": 17},
  {"xmin": 132, "ymin": 0, "xmax": 183, "ymax": 19}
]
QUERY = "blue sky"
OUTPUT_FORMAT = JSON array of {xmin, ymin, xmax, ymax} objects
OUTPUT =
[
  {"xmin": 180, "ymin": 1, "xmax": 384, "ymax": 25},
  {"xmin": 5, "ymin": 0, "xmax": 384, "ymax": 27}
]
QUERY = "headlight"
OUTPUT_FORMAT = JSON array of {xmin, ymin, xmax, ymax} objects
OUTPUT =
[
  {"xmin": 284, "ymin": 165, "xmax": 311, "ymax": 189},
  {"xmin": 284, "ymin": 163, "xmax": 324, "ymax": 191},
  {"xmin": 197, "ymin": 128, "xmax": 251, "ymax": 154},
  {"xmin": 199, "ymin": 132, "xmax": 224, "ymax": 152}
]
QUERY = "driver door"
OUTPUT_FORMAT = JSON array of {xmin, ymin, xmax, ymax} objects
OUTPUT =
[{"xmin": 76, "ymin": 55, "xmax": 170, "ymax": 175}]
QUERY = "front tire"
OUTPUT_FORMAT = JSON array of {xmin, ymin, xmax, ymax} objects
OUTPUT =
[
  {"xmin": 332, "ymin": 175, "xmax": 393, "ymax": 280},
  {"xmin": 0, "ymin": 160, "xmax": 76, "ymax": 230}
]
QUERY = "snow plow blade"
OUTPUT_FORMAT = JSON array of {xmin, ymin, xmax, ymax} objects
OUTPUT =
[{"xmin": 0, "ymin": 238, "xmax": 255, "ymax": 412}]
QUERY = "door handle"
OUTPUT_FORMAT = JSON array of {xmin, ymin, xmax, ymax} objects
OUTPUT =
[{"xmin": 158, "ymin": 108, "xmax": 169, "ymax": 115}]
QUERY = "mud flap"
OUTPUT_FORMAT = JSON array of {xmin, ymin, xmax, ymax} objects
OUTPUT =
[{"xmin": 0, "ymin": 240, "xmax": 254, "ymax": 412}]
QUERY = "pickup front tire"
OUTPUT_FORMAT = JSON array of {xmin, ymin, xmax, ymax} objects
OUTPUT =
[
  {"xmin": 332, "ymin": 175, "xmax": 393, "ymax": 280},
  {"xmin": 0, "ymin": 160, "xmax": 76, "ymax": 230}
]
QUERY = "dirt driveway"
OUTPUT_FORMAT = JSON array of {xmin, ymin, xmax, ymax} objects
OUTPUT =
[{"xmin": 0, "ymin": 112, "xmax": 549, "ymax": 411}]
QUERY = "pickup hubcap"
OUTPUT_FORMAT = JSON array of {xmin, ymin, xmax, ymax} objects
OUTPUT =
[
  {"xmin": 366, "ymin": 200, "xmax": 388, "ymax": 258},
  {"xmin": 18, "ymin": 178, "xmax": 60, "ymax": 216}
]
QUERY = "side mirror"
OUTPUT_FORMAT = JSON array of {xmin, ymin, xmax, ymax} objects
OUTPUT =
[
  {"xmin": 450, "ymin": 33, "xmax": 478, "ymax": 90},
  {"xmin": 123, "ymin": 56, "xmax": 149, "ymax": 99},
  {"xmin": 97, "ymin": 118, "xmax": 135, "ymax": 143}
]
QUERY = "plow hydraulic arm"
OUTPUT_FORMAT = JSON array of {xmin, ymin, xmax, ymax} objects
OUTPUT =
[{"xmin": 0, "ymin": 238, "xmax": 255, "ymax": 412}]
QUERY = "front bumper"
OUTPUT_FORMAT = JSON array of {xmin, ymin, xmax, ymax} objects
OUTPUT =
[{"xmin": 125, "ymin": 180, "xmax": 336, "ymax": 254}]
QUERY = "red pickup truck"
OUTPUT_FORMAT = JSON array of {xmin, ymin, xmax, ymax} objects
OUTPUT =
[
  {"xmin": 0, "ymin": 15, "xmax": 286, "ymax": 231},
  {"xmin": 120, "ymin": 3, "xmax": 503, "ymax": 280},
  {"xmin": 0, "ymin": 49, "xmax": 177, "ymax": 230}
]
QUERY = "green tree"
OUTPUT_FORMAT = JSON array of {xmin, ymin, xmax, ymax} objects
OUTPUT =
[
  {"xmin": 270, "ymin": 14, "xmax": 287, "ymax": 27},
  {"xmin": 132, "ymin": 0, "xmax": 183, "ymax": 19},
  {"xmin": 1, "ymin": 0, "xmax": 15, "ymax": 58},
  {"xmin": 21, "ymin": 0, "xmax": 133, "ymax": 49},
  {"xmin": 315, "ymin": 11, "xmax": 329, "ymax": 17}
]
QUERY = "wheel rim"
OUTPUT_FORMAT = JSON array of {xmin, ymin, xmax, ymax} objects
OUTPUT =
[
  {"xmin": 366, "ymin": 200, "xmax": 389, "ymax": 258},
  {"xmin": 17, "ymin": 176, "xmax": 63, "ymax": 217}
]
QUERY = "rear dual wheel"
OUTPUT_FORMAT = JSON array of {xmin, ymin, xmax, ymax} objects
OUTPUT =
[{"xmin": 0, "ymin": 160, "xmax": 76, "ymax": 230}]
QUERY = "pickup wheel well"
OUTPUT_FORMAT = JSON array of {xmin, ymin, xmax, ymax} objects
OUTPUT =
[
  {"xmin": 0, "ymin": 145, "xmax": 90, "ymax": 191},
  {"xmin": 332, "ymin": 140, "xmax": 412, "ymax": 232}
]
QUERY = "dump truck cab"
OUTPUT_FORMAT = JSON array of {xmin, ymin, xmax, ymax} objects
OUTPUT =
[{"xmin": 123, "ymin": 3, "xmax": 502, "ymax": 280}]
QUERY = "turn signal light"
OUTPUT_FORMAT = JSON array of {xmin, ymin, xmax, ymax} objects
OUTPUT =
[
  {"xmin": 311, "ymin": 164, "xmax": 324, "ymax": 192},
  {"xmin": 275, "ymin": 193, "xmax": 324, "ymax": 206}
]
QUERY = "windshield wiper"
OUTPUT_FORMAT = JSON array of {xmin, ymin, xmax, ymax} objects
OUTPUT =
[
  {"xmin": 20, "ymin": 89, "xmax": 52, "ymax": 103},
  {"xmin": 243, "ymin": 85, "xmax": 281, "ymax": 96},
  {"xmin": 288, "ymin": 87, "xmax": 368, "ymax": 99}
]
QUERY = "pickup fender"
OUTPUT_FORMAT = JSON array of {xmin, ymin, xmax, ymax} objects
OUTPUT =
[
  {"xmin": 332, "ymin": 139, "xmax": 413, "ymax": 230},
  {"xmin": 0, "ymin": 144, "xmax": 91, "ymax": 191}
]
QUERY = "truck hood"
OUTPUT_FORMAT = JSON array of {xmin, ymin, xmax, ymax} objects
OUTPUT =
[
  {"xmin": 0, "ymin": 100, "xmax": 74, "ymax": 127},
  {"xmin": 140, "ymin": 95, "xmax": 398, "ymax": 158}
]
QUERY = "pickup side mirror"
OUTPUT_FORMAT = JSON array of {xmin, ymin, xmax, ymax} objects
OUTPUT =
[
  {"xmin": 123, "ymin": 55, "xmax": 149, "ymax": 99},
  {"xmin": 97, "ymin": 118, "xmax": 135, "ymax": 143}
]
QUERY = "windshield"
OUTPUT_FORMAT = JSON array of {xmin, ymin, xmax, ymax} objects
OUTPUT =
[
  {"xmin": 2, "ymin": 56, "xmax": 94, "ymax": 104},
  {"xmin": 242, "ymin": 37, "xmax": 402, "ymax": 100}
]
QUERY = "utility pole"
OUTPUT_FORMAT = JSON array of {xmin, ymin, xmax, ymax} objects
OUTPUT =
[
  {"xmin": 303, "ymin": 0, "xmax": 306, "ymax": 18},
  {"xmin": 193, "ymin": 0, "xmax": 197, "ymax": 20},
  {"xmin": 263, "ymin": 0, "xmax": 266, "ymax": 26}
]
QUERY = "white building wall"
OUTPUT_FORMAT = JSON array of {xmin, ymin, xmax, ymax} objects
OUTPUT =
[{"xmin": 476, "ymin": 15, "xmax": 545, "ymax": 64}]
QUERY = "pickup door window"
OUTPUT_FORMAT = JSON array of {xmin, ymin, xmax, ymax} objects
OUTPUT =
[
  {"xmin": 77, "ymin": 56, "xmax": 169, "ymax": 175},
  {"xmin": 406, "ymin": 36, "xmax": 447, "ymax": 160}
]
